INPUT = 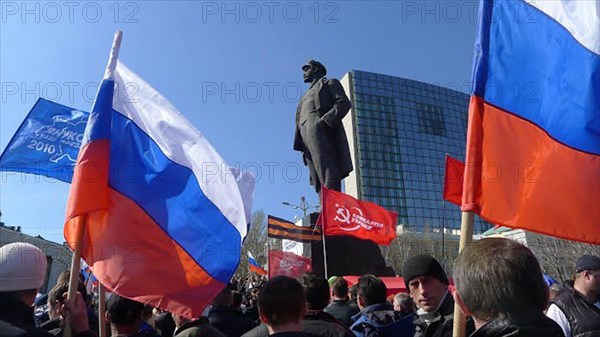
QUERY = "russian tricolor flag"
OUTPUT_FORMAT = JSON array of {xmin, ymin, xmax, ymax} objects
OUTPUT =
[
  {"xmin": 247, "ymin": 251, "xmax": 266, "ymax": 276},
  {"xmin": 463, "ymin": 1, "xmax": 599, "ymax": 244},
  {"xmin": 64, "ymin": 32, "xmax": 253, "ymax": 318}
]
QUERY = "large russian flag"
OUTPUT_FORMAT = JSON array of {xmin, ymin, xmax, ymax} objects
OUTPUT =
[
  {"xmin": 463, "ymin": 1, "xmax": 600, "ymax": 244},
  {"xmin": 64, "ymin": 32, "xmax": 252, "ymax": 318}
]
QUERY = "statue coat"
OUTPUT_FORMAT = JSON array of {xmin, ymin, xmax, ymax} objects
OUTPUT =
[{"xmin": 293, "ymin": 77, "xmax": 353, "ymax": 191}]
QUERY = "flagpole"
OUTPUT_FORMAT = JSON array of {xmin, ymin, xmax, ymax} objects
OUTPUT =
[
  {"xmin": 266, "ymin": 237, "xmax": 270, "ymax": 279},
  {"xmin": 320, "ymin": 189, "xmax": 329, "ymax": 279},
  {"xmin": 452, "ymin": 211, "xmax": 474, "ymax": 337},
  {"xmin": 64, "ymin": 215, "xmax": 86, "ymax": 337},
  {"xmin": 98, "ymin": 284, "xmax": 106, "ymax": 337},
  {"xmin": 64, "ymin": 31, "xmax": 122, "ymax": 337},
  {"xmin": 322, "ymin": 223, "xmax": 329, "ymax": 279}
]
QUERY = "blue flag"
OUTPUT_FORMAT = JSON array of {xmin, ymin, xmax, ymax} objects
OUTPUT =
[{"xmin": 0, "ymin": 98, "xmax": 89, "ymax": 183}]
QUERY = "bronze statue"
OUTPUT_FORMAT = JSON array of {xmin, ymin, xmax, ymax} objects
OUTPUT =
[{"xmin": 293, "ymin": 60, "xmax": 353, "ymax": 193}]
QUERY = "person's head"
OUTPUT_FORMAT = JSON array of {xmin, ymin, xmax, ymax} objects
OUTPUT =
[
  {"xmin": 47, "ymin": 281, "xmax": 87, "ymax": 320},
  {"xmin": 302, "ymin": 59, "xmax": 326, "ymax": 83},
  {"xmin": 402, "ymin": 254, "xmax": 449, "ymax": 313},
  {"xmin": 356, "ymin": 274, "xmax": 387, "ymax": 309},
  {"xmin": 299, "ymin": 272, "xmax": 330, "ymax": 311},
  {"xmin": 258, "ymin": 276, "xmax": 306, "ymax": 332},
  {"xmin": 106, "ymin": 294, "xmax": 144, "ymax": 334},
  {"xmin": 453, "ymin": 238, "xmax": 548, "ymax": 325},
  {"xmin": 154, "ymin": 311, "xmax": 175, "ymax": 337},
  {"xmin": 331, "ymin": 277, "xmax": 349, "ymax": 300},
  {"xmin": 349, "ymin": 285, "xmax": 357, "ymax": 300},
  {"xmin": 213, "ymin": 286, "xmax": 233, "ymax": 307},
  {"xmin": 573, "ymin": 254, "xmax": 600, "ymax": 302},
  {"xmin": 0, "ymin": 242, "xmax": 48, "ymax": 306},
  {"xmin": 393, "ymin": 293, "xmax": 416, "ymax": 315}
]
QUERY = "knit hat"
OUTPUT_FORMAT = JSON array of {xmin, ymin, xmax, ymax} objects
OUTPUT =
[
  {"xmin": 402, "ymin": 254, "xmax": 448, "ymax": 289},
  {"xmin": 0, "ymin": 242, "xmax": 48, "ymax": 291},
  {"xmin": 575, "ymin": 255, "xmax": 600, "ymax": 273}
]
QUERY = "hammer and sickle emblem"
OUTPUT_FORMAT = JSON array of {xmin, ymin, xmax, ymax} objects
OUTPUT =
[{"xmin": 333, "ymin": 203, "xmax": 351, "ymax": 224}]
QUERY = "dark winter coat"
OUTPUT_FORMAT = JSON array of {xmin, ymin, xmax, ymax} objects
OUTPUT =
[
  {"xmin": 349, "ymin": 303, "xmax": 415, "ymax": 337},
  {"xmin": 413, "ymin": 292, "xmax": 474, "ymax": 337},
  {"xmin": 207, "ymin": 306, "xmax": 257, "ymax": 337},
  {"xmin": 470, "ymin": 312, "xmax": 565, "ymax": 337},
  {"xmin": 241, "ymin": 310, "xmax": 353, "ymax": 337},
  {"xmin": 324, "ymin": 300, "xmax": 360, "ymax": 328},
  {"xmin": 0, "ymin": 293, "xmax": 95, "ymax": 337}
]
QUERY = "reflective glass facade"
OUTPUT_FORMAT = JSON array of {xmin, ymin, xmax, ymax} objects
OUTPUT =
[{"xmin": 341, "ymin": 70, "xmax": 489, "ymax": 234}]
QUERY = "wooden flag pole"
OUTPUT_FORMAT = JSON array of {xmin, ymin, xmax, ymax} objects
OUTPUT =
[
  {"xmin": 322, "ymin": 223, "xmax": 329, "ymax": 280},
  {"xmin": 319, "ymin": 190, "xmax": 329, "ymax": 279},
  {"xmin": 452, "ymin": 211, "xmax": 474, "ymax": 337},
  {"xmin": 98, "ymin": 283, "xmax": 106, "ymax": 337},
  {"xmin": 64, "ymin": 215, "xmax": 86, "ymax": 337},
  {"xmin": 266, "ymin": 238, "xmax": 270, "ymax": 279}
]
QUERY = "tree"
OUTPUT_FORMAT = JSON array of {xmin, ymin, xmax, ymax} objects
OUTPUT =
[
  {"xmin": 528, "ymin": 233, "xmax": 600, "ymax": 283},
  {"xmin": 235, "ymin": 211, "xmax": 267, "ymax": 278}
]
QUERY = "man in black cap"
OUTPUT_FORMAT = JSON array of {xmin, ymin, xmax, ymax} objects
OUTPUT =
[
  {"xmin": 547, "ymin": 254, "xmax": 600, "ymax": 337},
  {"xmin": 402, "ymin": 254, "xmax": 470, "ymax": 337},
  {"xmin": 293, "ymin": 59, "xmax": 352, "ymax": 193},
  {"xmin": 106, "ymin": 294, "xmax": 160, "ymax": 337}
]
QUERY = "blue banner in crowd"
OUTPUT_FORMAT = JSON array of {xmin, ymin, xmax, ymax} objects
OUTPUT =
[{"xmin": 0, "ymin": 98, "xmax": 89, "ymax": 183}]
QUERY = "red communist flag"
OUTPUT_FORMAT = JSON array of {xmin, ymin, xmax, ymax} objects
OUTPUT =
[
  {"xmin": 268, "ymin": 250, "xmax": 312, "ymax": 279},
  {"xmin": 443, "ymin": 155, "xmax": 465, "ymax": 207},
  {"xmin": 319, "ymin": 187, "xmax": 397, "ymax": 245}
]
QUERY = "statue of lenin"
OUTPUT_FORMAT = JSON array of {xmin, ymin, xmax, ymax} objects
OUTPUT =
[{"xmin": 293, "ymin": 59, "xmax": 353, "ymax": 193}]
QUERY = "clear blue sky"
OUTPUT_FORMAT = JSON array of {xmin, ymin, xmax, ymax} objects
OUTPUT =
[{"xmin": 0, "ymin": 1, "xmax": 479, "ymax": 243}]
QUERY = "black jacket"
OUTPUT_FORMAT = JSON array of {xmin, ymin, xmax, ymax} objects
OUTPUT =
[
  {"xmin": 0, "ymin": 293, "xmax": 55, "ymax": 337},
  {"xmin": 0, "ymin": 293, "xmax": 96, "ymax": 337},
  {"xmin": 208, "ymin": 306, "xmax": 257, "ymax": 337},
  {"xmin": 552, "ymin": 286, "xmax": 600, "ymax": 337},
  {"xmin": 470, "ymin": 313, "xmax": 565, "ymax": 337},
  {"xmin": 413, "ymin": 292, "xmax": 474, "ymax": 337},
  {"xmin": 174, "ymin": 317, "xmax": 226, "ymax": 337},
  {"xmin": 241, "ymin": 311, "xmax": 353, "ymax": 337},
  {"xmin": 324, "ymin": 300, "xmax": 359, "ymax": 328}
]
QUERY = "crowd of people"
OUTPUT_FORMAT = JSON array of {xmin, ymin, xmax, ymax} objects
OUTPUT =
[{"xmin": 1, "ymin": 239, "xmax": 599, "ymax": 337}]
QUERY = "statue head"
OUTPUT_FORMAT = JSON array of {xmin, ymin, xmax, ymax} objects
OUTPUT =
[{"xmin": 302, "ymin": 59, "xmax": 327, "ymax": 83}]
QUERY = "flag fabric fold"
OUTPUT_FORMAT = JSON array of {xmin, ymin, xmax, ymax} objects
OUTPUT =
[
  {"xmin": 463, "ymin": 0, "xmax": 600, "ymax": 244},
  {"xmin": 267, "ymin": 215, "xmax": 321, "ymax": 242},
  {"xmin": 443, "ymin": 155, "xmax": 465, "ymax": 207},
  {"xmin": 247, "ymin": 251, "xmax": 266, "ymax": 276},
  {"xmin": 319, "ymin": 187, "xmax": 397, "ymax": 245},
  {"xmin": 268, "ymin": 250, "xmax": 312, "ymax": 279},
  {"xmin": 64, "ymin": 32, "xmax": 252, "ymax": 318}
]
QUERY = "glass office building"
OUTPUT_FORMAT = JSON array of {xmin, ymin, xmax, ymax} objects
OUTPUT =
[{"xmin": 340, "ymin": 70, "xmax": 489, "ymax": 234}]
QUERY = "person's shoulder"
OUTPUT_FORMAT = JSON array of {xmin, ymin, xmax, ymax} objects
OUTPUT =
[
  {"xmin": 175, "ymin": 325, "xmax": 226, "ymax": 337},
  {"xmin": 270, "ymin": 332, "xmax": 311, "ymax": 337},
  {"xmin": 302, "ymin": 315, "xmax": 350, "ymax": 336},
  {"xmin": 241, "ymin": 323, "xmax": 269, "ymax": 337}
]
